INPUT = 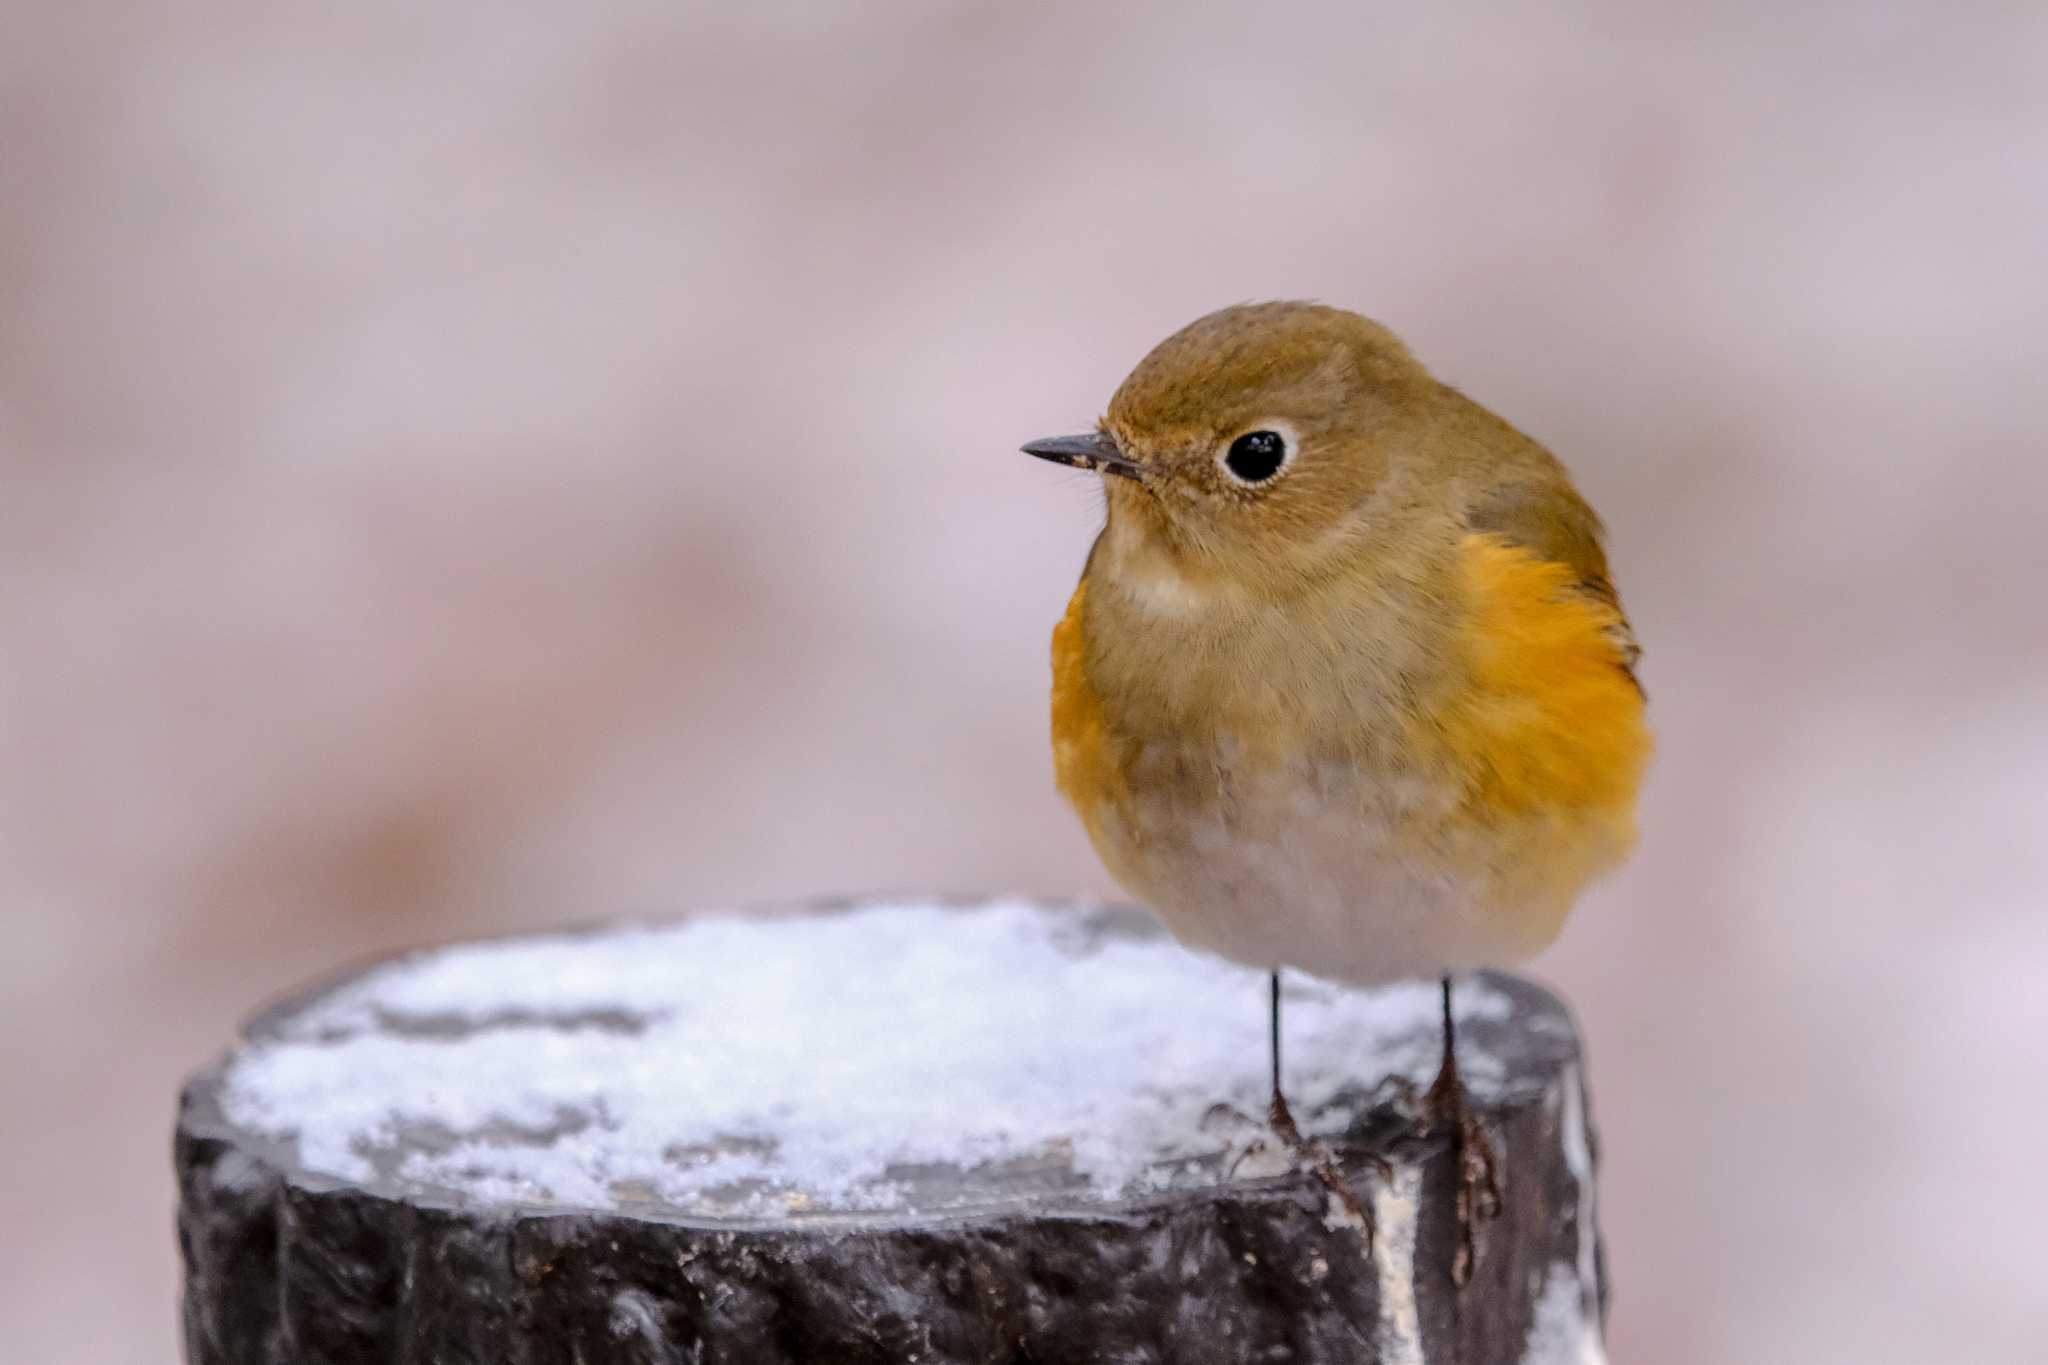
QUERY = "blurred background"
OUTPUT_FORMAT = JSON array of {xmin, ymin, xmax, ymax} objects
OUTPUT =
[{"xmin": 4, "ymin": 2, "xmax": 2044, "ymax": 1360}]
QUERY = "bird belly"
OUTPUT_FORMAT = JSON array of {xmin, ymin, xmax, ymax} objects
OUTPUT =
[{"xmin": 1079, "ymin": 759, "xmax": 1567, "ymax": 986}]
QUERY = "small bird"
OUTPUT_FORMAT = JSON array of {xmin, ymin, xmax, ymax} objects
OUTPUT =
[{"xmin": 1024, "ymin": 302, "xmax": 1649, "ymax": 1279}]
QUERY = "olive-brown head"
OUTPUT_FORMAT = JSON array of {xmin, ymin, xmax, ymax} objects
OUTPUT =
[{"xmin": 1022, "ymin": 302, "xmax": 1441, "ymax": 597}]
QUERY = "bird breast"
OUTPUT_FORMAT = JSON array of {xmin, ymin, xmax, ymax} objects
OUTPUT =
[{"xmin": 1049, "ymin": 531, "xmax": 1648, "ymax": 984}]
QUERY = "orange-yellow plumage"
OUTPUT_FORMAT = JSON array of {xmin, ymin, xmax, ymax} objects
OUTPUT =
[
  {"xmin": 1436, "ymin": 532, "xmax": 1649, "ymax": 822},
  {"xmin": 1049, "ymin": 578, "xmax": 1121, "ymax": 823}
]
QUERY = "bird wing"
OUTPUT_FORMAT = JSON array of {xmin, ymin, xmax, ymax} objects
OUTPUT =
[{"xmin": 1464, "ymin": 477, "xmax": 1643, "ymax": 691}]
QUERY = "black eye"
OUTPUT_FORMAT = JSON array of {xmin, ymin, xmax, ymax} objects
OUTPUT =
[{"xmin": 1223, "ymin": 429, "xmax": 1288, "ymax": 484}]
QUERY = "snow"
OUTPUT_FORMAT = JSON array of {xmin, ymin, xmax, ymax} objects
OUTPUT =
[
  {"xmin": 1371, "ymin": 1165, "xmax": 1426, "ymax": 1365},
  {"xmin": 1521, "ymin": 1063, "xmax": 1608, "ymax": 1365},
  {"xmin": 220, "ymin": 898, "xmax": 1508, "ymax": 1218},
  {"xmin": 1523, "ymin": 1265, "xmax": 1610, "ymax": 1365}
]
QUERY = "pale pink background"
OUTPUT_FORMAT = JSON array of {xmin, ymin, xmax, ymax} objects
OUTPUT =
[{"xmin": 5, "ymin": 4, "xmax": 2045, "ymax": 1361}]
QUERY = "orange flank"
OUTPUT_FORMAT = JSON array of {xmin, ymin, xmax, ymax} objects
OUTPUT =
[
  {"xmin": 1435, "ymin": 533, "xmax": 1650, "ymax": 825},
  {"xmin": 1049, "ymin": 578, "xmax": 1118, "ymax": 825}
]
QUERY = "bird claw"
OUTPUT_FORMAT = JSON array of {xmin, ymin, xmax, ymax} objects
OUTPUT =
[
  {"xmin": 1425, "ymin": 1070, "xmax": 1503, "ymax": 1287},
  {"xmin": 1208, "ymin": 1094, "xmax": 1387, "ymax": 1244},
  {"xmin": 1200, "ymin": 1100, "xmax": 1264, "ymax": 1138},
  {"xmin": 1267, "ymin": 1091, "xmax": 1382, "ymax": 1245},
  {"xmin": 1202, "ymin": 1102, "xmax": 1285, "ymax": 1179}
]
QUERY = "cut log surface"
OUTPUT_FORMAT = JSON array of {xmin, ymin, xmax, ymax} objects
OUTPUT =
[{"xmin": 176, "ymin": 896, "xmax": 1608, "ymax": 1364}]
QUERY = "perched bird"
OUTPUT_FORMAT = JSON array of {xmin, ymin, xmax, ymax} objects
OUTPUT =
[{"xmin": 1023, "ymin": 302, "xmax": 1649, "ymax": 1279}]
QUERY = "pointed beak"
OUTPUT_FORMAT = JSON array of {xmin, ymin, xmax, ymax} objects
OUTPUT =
[{"xmin": 1020, "ymin": 431, "xmax": 1145, "ymax": 481}]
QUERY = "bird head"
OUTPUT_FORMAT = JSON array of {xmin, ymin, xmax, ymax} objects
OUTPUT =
[{"xmin": 1023, "ymin": 302, "xmax": 1435, "ymax": 599}]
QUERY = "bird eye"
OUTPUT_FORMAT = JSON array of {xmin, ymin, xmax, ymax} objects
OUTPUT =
[{"xmin": 1221, "ymin": 429, "xmax": 1290, "ymax": 485}]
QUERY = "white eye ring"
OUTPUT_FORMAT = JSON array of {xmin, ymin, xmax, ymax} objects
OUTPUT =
[{"xmin": 1218, "ymin": 423, "xmax": 1298, "ymax": 486}]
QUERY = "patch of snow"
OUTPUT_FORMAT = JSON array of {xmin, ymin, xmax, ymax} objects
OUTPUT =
[
  {"xmin": 1372, "ymin": 1165, "xmax": 1425, "ymax": 1365},
  {"xmin": 221, "ymin": 899, "xmax": 1505, "ymax": 1216},
  {"xmin": 1522, "ymin": 1064, "xmax": 1606, "ymax": 1364},
  {"xmin": 1522, "ymin": 1263, "xmax": 1607, "ymax": 1365}
]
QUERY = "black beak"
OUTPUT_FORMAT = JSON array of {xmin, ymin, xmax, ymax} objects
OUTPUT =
[{"xmin": 1020, "ymin": 431, "xmax": 1145, "ymax": 481}]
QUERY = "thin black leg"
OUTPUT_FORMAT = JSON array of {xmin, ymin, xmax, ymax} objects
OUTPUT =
[
  {"xmin": 1438, "ymin": 971, "xmax": 1456, "ymax": 1087},
  {"xmin": 1258, "ymin": 966, "xmax": 1377, "ymax": 1235},
  {"xmin": 1269, "ymin": 968, "xmax": 1283, "ymax": 1103},
  {"xmin": 1426, "ymin": 970, "xmax": 1503, "ymax": 1286},
  {"xmin": 1425, "ymin": 972, "xmax": 1461, "ymax": 1106}
]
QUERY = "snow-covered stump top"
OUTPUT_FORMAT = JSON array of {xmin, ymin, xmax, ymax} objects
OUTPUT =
[{"xmin": 175, "ymin": 897, "xmax": 1608, "ymax": 1364}]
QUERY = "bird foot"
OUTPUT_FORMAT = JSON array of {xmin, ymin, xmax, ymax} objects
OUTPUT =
[
  {"xmin": 1423, "ymin": 1065, "xmax": 1503, "ymax": 1286},
  {"xmin": 1200, "ymin": 1102, "xmax": 1290, "ymax": 1180},
  {"xmin": 1265, "ymin": 1091, "xmax": 1388, "ymax": 1243},
  {"xmin": 1204, "ymin": 1095, "xmax": 1388, "ymax": 1244}
]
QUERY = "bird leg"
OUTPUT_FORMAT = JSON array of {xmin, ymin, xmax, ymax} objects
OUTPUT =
[
  {"xmin": 1424, "ymin": 972, "xmax": 1503, "ymax": 1286},
  {"xmin": 1263, "ymin": 970, "xmax": 1387, "ymax": 1236}
]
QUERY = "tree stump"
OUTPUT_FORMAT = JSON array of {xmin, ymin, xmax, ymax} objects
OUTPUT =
[{"xmin": 175, "ymin": 896, "xmax": 1608, "ymax": 1363}]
